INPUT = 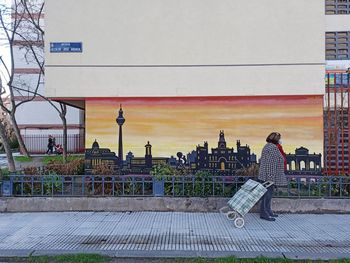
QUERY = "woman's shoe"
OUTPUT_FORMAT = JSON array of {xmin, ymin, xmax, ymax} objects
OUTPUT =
[
  {"xmin": 260, "ymin": 216, "xmax": 276, "ymax": 221},
  {"xmin": 270, "ymin": 214, "xmax": 278, "ymax": 217}
]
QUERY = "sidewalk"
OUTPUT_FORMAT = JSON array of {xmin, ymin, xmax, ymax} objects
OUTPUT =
[{"xmin": 0, "ymin": 212, "xmax": 349, "ymax": 260}]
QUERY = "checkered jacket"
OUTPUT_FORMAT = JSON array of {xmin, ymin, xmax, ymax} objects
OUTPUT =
[{"xmin": 258, "ymin": 143, "xmax": 287, "ymax": 186}]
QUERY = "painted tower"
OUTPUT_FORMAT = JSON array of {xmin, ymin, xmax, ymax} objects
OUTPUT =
[
  {"xmin": 145, "ymin": 141, "xmax": 152, "ymax": 168},
  {"xmin": 116, "ymin": 105, "xmax": 125, "ymax": 168},
  {"xmin": 218, "ymin": 130, "xmax": 227, "ymax": 148}
]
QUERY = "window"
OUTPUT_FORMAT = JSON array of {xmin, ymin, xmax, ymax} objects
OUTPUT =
[
  {"xmin": 326, "ymin": 31, "xmax": 350, "ymax": 60},
  {"xmin": 326, "ymin": 32, "xmax": 336, "ymax": 37},
  {"xmin": 326, "ymin": 0, "xmax": 350, "ymax": 14}
]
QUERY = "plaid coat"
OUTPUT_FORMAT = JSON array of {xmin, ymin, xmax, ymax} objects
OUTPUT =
[{"xmin": 258, "ymin": 143, "xmax": 287, "ymax": 186}]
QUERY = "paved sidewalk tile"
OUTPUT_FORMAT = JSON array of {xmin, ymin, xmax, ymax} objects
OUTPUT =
[{"xmin": 0, "ymin": 212, "xmax": 349, "ymax": 259}]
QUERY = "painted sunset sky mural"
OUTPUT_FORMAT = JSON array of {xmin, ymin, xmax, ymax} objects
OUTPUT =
[{"xmin": 85, "ymin": 95, "xmax": 323, "ymax": 160}]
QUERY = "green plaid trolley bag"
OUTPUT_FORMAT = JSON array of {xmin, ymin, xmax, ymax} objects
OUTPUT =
[{"xmin": 220, "ymin": 179, "xmax": 273, "ymax": 228}]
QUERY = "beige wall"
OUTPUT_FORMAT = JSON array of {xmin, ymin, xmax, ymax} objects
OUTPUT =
[
  {"xmin": 326, "ymin": 15, "xmax": 350, "ymax": 32},
  {"xmin": 45, "ymin": 0, "xmax": 325, "ymax": 97}
]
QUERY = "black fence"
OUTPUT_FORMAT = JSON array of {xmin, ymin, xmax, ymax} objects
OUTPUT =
[
  {"xmin": 3, "ymin": 174, "xmax": 350, "ymax": 199},
  {"xmin": 22, "ymin": 134, "xmax": 84, "ymax": 154}
]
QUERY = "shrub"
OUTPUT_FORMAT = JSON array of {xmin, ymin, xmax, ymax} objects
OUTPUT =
[
  {"xmin": 0, "ymin": 168, "xmax": 10, "ymax": 180},
  {"xmin": 43, "ymin": 175, "xmax": 63, "ymax": 195},
  {"xmin": 45, "ymin": 158, "xmax": 84, "ymax": 175},
  {"xmin": 23, "ymin": 166, "xmax": 40, "ymax": 175},
  {"xmin": 42, "ymin": 155, "xmax": 84, "ymax": 165},
  {"xmin": 91, "ymin": 163, "xmax": 115, "ymax": 175},
  {"xmin": 150, "ymin": 163, "xmax": 177, "ymax": 180},
  {"xmin": 193, "ymin": 170, "xmax": 216, "ymax": 197},
  {"xmin": 175, "ymin": 165, "xmax": 192, "ymax": 176},
  {"xmin": 235, "ymin": 163, "xmax": 259, "ymax": 177}
]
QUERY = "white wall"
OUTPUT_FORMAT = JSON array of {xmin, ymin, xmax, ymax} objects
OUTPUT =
[
  {"xmin": 326, "ymin": 15, "xmax": 350, "ymax": 32},
  {"xmin": 12, "ymin": 3, "xmax": 82, "ymax": 130},
  {"xmin": 15, "ymin": 101, "xmax": 82, "ymax": 125},
  {"xmin": 46, "ymin": 66, "xmax": 324, "ymax": 97},
  {"xmin": 13, "ymin": 75, "xmax": 45, "ymax": 95},
  {"xmin": 45, "ymin": 0, "xmax": 325, "ymax": 97},
  {"xmin": 13, "ymin": 46, "xmax": 44, "ymax": 69}
]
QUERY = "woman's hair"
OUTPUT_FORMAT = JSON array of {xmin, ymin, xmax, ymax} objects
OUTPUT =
[{"xmin": 266, "ymin": 132, "xmax": 281, "ymax": 144}]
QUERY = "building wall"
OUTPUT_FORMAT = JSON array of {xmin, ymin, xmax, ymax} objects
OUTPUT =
[
  {"xmin": 45, "ymin": 0, "xmax": 325, "ymax": 97},
  {"xmin": 45, "ymin": 0, "xmax": 325, "ymax": 174},
  {"xmin": 326, "ymin": 15, "xmax": 350, "ymax": 32},
  {"xmin": 85, "ymin": 96, "xmax": 323, "ymax": 175},
  {"xmin": 12, "ymin": 0, "xmax": 84, "ymax": 153},
  {"xmin": 15, "ymin": 101, "xmax": 81, "ymax": 127},
  {"xmin": 324, "ymin": 1, "xmax": 350, "ymax": 175}
]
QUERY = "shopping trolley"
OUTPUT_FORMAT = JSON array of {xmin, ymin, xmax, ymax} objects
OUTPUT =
[{"xmin": 220, "ymin": 179, "xmax": 273, "ymax": 228}]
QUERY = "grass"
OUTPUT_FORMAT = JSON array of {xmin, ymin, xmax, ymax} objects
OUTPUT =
[
  {"xmin": 28, "ymin": 254, "xmax": 109, "ymax": 263},
  {"xmin": 215, "ymin": 257, "xmax": 292, "ymax": 263},
  {"xmin": 3, "ymin": 255, "xmax": 350, "ymax": 263},
  {"xmin": 42, "ymin": 155, "xmax": 84, "ymax": 165},
  {"xmin": 174, "ymin": 258, "xmax": 350, "ymax": 263},
  {"xmin": 14, "ymin": 156, "xmax": 33, "ymax": 162}
]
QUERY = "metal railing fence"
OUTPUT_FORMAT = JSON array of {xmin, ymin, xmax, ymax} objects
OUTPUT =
[
  {"xmin": 21, "ymin": 134, "xmax": 84, "ymax": 154},
  {"xmin": 3, "ymin": 175, "xmax": 350, "ymax": 198}
]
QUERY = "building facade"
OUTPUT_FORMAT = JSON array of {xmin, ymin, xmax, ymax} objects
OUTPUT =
[
  {"xmin": 324, "ymin": 0, "xmax": 350, "ymax": 175},
  {"xmin": 45, "ymin": 0, "xmax": 325, "ymax": 173},
  {"xmin": 11, "ymin": 0, "xmax": 84, "ymax": 154}
]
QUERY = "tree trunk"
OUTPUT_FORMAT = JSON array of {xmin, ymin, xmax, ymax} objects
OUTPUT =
[
  {"xmin": 10, "ymin": 113, "xmax": 30, "ymax": 157},
  {"xmin": 60, "ymin": 104, "xmax": 68, "ymax": 164},
  {"xmin": 0, "ymin": 121, "xmax": 16, "ymax": 172},
  {"xmin": 62, "ymin": 116, "xmax": 67, "ymax": 163}
]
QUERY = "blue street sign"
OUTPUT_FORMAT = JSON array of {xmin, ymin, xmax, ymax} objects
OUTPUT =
[{"xmin": 50, "ymin": 42, "xmax": 83, "ymax": 53}]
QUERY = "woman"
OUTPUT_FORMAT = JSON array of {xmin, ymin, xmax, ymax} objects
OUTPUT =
[
  {"xmin": 46, "ymin": 135, "xmax": 54, "ymax": 155},
  {"xmin": 258, "ymin": 132, "xmax": 287, "ymax": 221}
]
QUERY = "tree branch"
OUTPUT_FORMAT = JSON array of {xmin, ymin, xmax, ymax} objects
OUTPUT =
[{"xmin": 12, "ymin": 85, "xmax": 61, "ymax": 114}]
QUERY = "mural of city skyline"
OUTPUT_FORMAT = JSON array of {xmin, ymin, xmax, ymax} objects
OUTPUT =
[{"xmin": 85, "ymin": 96, "xmax": 323, "ymax": 160}]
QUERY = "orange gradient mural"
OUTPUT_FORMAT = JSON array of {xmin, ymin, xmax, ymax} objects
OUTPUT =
[{"xmin": 85, "ymin": 96, "xmax": 323, "ymax": 160}]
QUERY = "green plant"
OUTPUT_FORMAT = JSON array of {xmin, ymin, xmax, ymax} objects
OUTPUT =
[
  {"xmin": 150, "ymin": 163, "xmax": 177, "ymax": 180},
  {"xmin": 192, "ymin": 170, "xmax": 217, "ymax": 197},
  {"xmin": 43, "ymin": 175, "xmax": 63, "ymax": 195},
  {"xmin": 0, "ymin": 168, "xmax": 10, "ymax": 181}
]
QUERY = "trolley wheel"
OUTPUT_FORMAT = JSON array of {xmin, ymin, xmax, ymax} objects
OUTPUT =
[
  {"xmin": 234, "ymin": 217, "xmax": 245, "ymax": 228},
  {"xmin": 226, "ymin": 211, "xmax": 237, "ymax": 221}
]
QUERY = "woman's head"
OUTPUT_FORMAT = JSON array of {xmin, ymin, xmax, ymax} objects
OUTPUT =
[{"xmin": 266, "ymin": 132, "xmax": 281, "ymax": 144}]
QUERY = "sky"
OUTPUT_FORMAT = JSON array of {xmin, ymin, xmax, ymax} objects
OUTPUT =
[{"xmin": 86, "ymin": 96, "xmax": 323, "ymax": 159}]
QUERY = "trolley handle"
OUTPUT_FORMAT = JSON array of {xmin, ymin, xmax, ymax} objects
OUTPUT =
[{"xmin": 262, "ymin": 181, "xmax": 274, "ymax": 188}]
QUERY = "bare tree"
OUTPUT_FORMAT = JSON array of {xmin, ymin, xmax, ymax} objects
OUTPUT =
[
  {"xmin": 18, "ymin": 0, "xmax": 69, "ymax": 162},
  {"xmin": 0, "ymin": 0, "xmax": 44, "ymax": 157},
  {"xmin": 13, "ymin": 86, "xmax": 69, "ymax": 163},
  {"xmin": 0, "ymin": 78, "xmax": 15, "ymax": 172},
  {"xmin": 0, "ymin": 0, "xmax": 70, "ymax": 163}
]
